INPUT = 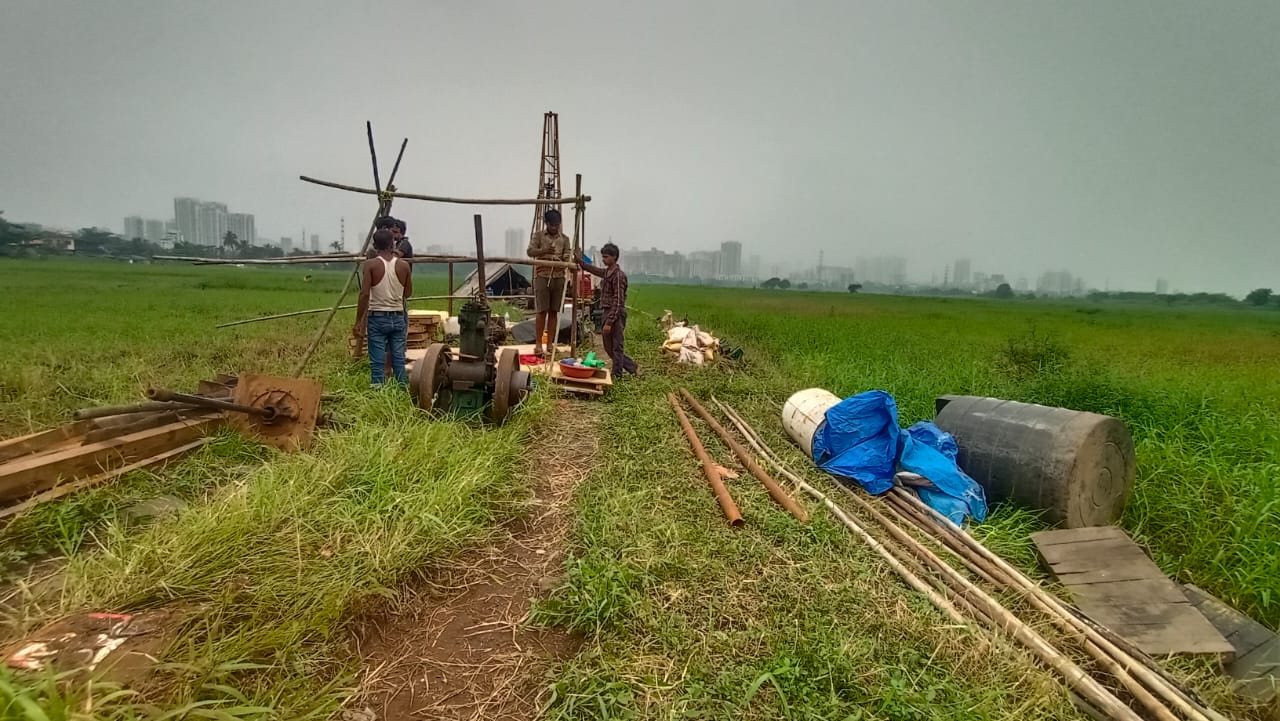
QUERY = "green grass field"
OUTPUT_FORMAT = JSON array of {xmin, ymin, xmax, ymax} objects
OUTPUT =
[{"xmin": 1, "ymin": 260, "xmax": 1276, "ymax": 719}]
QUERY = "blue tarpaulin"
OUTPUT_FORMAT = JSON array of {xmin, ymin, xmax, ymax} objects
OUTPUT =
[{"xmin": 811, "ymin": 390, "xmax": 988, "ymax": 524}]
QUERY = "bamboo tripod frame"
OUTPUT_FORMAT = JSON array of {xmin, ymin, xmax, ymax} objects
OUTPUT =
[{"xmin": 280, "ymin": 123, "xmax": 591, "ymax": 376}]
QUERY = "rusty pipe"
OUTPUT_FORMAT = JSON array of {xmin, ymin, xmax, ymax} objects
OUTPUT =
[
  {"xmin": 668, "ymin": 393, "xmax": 743, "ymax": 528},
  {"xmin": 145, "ymin": 389, "xmax": 292, "ymax": 421},
  {"xmin": 678, "ymin": 388, "xmax": 810, "ymax": 523},
  {"xmin": 74, "ymin": 400, "xmax": 203, "ymax": 420}
]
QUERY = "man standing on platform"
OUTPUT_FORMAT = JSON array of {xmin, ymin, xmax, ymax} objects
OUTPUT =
[
  {"xmin": 527, "ymin": 208, "xmax": 572, "ymax": 355},
  {"xmin": 579, "ymin": 242, "xmax": 638, "ymax": 377},
  {"xmin": 354, "ymin": 229, "xmax": 413, "ymax": 386}
]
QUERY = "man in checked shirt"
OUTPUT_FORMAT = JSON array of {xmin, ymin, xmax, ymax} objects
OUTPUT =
[{"xmin": 578, "ymin": 242, "xmax": 639, "ymax": 377}]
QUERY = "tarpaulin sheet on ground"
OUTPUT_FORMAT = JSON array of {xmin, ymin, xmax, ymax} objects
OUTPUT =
[{"xmin": 811, "ymin": 390, "xmax": 988, "ymax": 524}]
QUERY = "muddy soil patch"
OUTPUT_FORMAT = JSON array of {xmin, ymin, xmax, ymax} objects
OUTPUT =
[{"xmin": 352, "ymin": 400, "xmax": 598, "ymax": 720}]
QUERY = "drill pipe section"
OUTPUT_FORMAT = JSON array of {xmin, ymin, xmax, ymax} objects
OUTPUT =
[
  {"xmin": 678, "ymin": 389, "xmax": 810, "ymax": 523},
  {"xmin": 667, "ymin": 393, "xmax": 743, "ymax": 528},
  {"xmin": 146, "ymin": 389, "xmax": 293, "ymax": 422}
]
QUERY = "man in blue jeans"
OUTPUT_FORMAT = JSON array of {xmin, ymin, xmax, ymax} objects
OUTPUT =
[{"xmin": 354, "ymin": 229, "xmax": 413, "ymax": 385}]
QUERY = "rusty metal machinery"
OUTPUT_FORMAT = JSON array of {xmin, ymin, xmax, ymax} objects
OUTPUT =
[
  {"xmin": 409, "ymin": 216, "xmax": 532, "ymax": 426},
  {"xmin": 146, "ymin": 373, "xmax": 322, "ymax": 450}
]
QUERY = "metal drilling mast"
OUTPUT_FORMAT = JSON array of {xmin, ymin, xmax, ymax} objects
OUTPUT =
[{"xmin": 530, "ymin": 111, "xmax": 562, "ymax": 237}]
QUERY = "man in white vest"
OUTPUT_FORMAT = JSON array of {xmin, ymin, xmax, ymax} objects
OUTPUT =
[{"xmin": 354, "ymin": 229, "xmax": 413, "ymax": 385}]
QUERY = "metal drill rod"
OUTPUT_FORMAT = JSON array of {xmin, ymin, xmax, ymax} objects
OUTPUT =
[{"xmin": 145, "ymin": 389, "xmax": 293, "ymax": 421}]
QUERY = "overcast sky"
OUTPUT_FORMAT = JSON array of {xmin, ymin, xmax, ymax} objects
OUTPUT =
[{"xmin": 2, "ymin": 0, "xmax": 1277, "ymax": 293}]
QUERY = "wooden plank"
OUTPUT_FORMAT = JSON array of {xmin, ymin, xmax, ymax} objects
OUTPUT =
[
  {"xmin": 1036, "ymin": 537, "xmax": 1142, "ymax": 565},
  {"xmin": 1184, "ymin": 584, "xmax": 1275, "ymax": 658},
  {"xmin": 1110, "ymin": 622, "xmax": 1238, "ymax": 658},
  {"xmin": 1031, "ymin": 526, "xmax": 1126, "ymax": 547},
  {"xmin": 0, "ymin": 418, "xmax": 220, "ymax": 504},
  {"xmin": 1034, "ymin": 526, "xmax": 1233, "ymax": 658},
  {"xmin": 0, "ymin": 421, "xmax": 97, "ymax": 463},
  {"xmin": 0, "ymin": 438, "xmax": 210, "ymax": 521},
  {"xmin": 553, "ymin": 383, "xmax": 604, "ymax": 397},
  {"xmin": 1051, "ymin": 557, "xmax": 1164, "ymax": 583},
  {"xmin": 1233, "ymin": 641, "xmax": 1280, "ymax": 703},
  {"xmin": 1072, "ymin": 579, "xmax": 1191, "ymax": 606},
  {"xmin": 1182, "ymin": 585, "xmax": 1280, "ymax": 704}
]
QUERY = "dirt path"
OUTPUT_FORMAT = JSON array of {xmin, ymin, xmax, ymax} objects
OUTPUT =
[{"xmin": 351, "ymin": 399, "xmax": 597, "ymax": 721}]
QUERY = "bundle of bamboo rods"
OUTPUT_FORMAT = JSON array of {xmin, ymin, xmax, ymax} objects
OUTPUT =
[{"xmin": 704, "ymin": 395, "xmax": 1226, "ymax": 721}]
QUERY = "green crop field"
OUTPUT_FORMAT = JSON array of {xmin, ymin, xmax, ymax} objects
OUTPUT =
[{"xmin": 0, "ymin": 259, "xmax": 1276, "ymax": 719}]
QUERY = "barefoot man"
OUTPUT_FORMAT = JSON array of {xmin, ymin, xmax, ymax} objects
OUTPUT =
[{"xmin": 527, "ymin": 209, "xmax": 572, "ymax": 355}]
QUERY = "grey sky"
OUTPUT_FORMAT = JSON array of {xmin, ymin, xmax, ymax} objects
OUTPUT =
[{"xmin": 2, "ymin": 0, "xmax": 1276, "ymax": 293}]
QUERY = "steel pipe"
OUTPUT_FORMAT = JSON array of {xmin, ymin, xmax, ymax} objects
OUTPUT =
[
  {"xmin": 668, "ymin": 393, "xmax": 743, "ymax": 527},
  {"xmin": 677, "ymin": 389, "xmax": 810, "ymax": 523}
]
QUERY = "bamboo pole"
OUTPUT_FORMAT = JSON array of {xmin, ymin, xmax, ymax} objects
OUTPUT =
[
  {"xmin": 712, "ymin": 400, "xmax": 1148, "ymax": 721},
  {"xmin": 290, "ymin": 128, "xmax": 407, "ymax": 377},
  {"xmin": 569, "ymin": 173, "xmax": 582, "ymax": 352},
  {"xmin": 676, "ymin": 389, "xmax": 809, "ymax": 523},
  {"xmin": 299, "ymin": 175, "xmax": 591, "ymax": 206},
  {"xmin": 888, "ymin": 488, "xmax": 1224, "ymax": 721},
  {"xmin": 154, "ymin": 253, "xmax": 576, "ymax": 270},
  {"xmin": 667, "ymin": 393, "xmax": 743, "ymax": 528},
  {"xmin": 713, "ymin": 397, "xmax": 1214, "ymax": 721},
  {"xmin": 448, "ymin": 262, "xmax": 454, "ymax": 316},
  {"xmin": 214, "ymin": 296, "xmax": 525, "ymax": 328}
]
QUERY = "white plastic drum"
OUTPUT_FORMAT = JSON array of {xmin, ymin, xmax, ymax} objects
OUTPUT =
[{"xmin": 781, "ymin": 388, "xmax": 842, "ymax": 458}]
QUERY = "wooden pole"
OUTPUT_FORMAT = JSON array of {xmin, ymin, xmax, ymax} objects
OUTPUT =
[
  {"xmin": 299, "ymin": 175, "xmax": 591, "ymax": 206},
  {"xmin": 290, "ymin": 127, "xmax": 407, "ymax": 377},
  {"xmin": 156, "ymin": 253, "xmax": 576, "ymax": 270},
  {"xmin": 569, "ymin": 173, "xmax": 582, "ymax": 352},
  {"xmin": 667, "ymin": 394, "xmax": 743, "ymax": 527},
  {"xmin": 215, "ymin": 296, "xmax": 528, "ymax": 328}
]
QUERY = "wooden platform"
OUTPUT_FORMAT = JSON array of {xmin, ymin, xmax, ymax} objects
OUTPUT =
[
  {"xmin": 1183, "ymin": 584, "xmax": 1280, "ymax": 705},
  {"xmin": 1031, "ymin": 526, "xmax": 1234, "ymax": 658},
  {"xmin": 544, "ymin": 364, "xmax": 613, "ymax": 396}
]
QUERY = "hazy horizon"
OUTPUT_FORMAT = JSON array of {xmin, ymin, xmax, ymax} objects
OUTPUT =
[{"xmin": 2, "ymin": 1, "xmax": 1277, "ymax": 294}]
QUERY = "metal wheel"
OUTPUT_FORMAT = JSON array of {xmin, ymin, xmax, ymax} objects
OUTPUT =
[
  {"xmin": 491, "ymin": 347, "xmax": 519, "ymax": 425},
  {"xmin": 415, "ymin": 343, "xmax": 451, "ymax": 413}
]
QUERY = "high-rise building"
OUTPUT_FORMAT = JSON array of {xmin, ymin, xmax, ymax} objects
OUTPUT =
[
  {"xmin": 310, "ymin": 234, "xmax": 320, "ymax": 253},
  {"xmin": 1036, "ymin": 270, "xmax": 1075, "ymax": 296},
  {"xmin": 505, "ymin": 227, "xmax": 524, "ymax": 258},
  {"xmin": 123, "ymin": 216, "xmax": 145, "ymax": 240},
  {"xmin": 227, "ymin": 213, "xmax": 256, "ymax": 246},
  {"xmin": 280, "ymin": 237, "xmax": 293, "ymax": 255},
  {"xmin": 174, "ymin": 198, "xmax": 200, "ymax": 246},
  {"xmin": 855, "ymin": 256, "xmax": 908, "ymax": 286},
  {"xmin": 197, "ymin": 202, "xmax": 228, "ymax": 247},
  {"xmin": 144, "ymin": 219, "xmax": 165, "ymax": 243},
  {"xmin": 953, "ymin": 259, "xmax": 972, "ymax": 288},
  {"xmin": 747, "ymin": 254, "xmax": 761, "ymax": 280},
  {"xmin": 1155, "ymin": 278, "xmax": 1169, "ymax": 295},
  {"xmin": 719, "ymin": 241, "xmax": 743, "ymax": 278}
]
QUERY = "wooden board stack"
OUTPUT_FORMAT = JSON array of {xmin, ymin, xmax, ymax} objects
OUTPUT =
[
  {"xmin": 1031, "ymin": 526, "xmax": 1234, "ymax": 658},
  {"xmin": 349, "ymin": 310, "xmax": 444, "ymax": 359}
]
